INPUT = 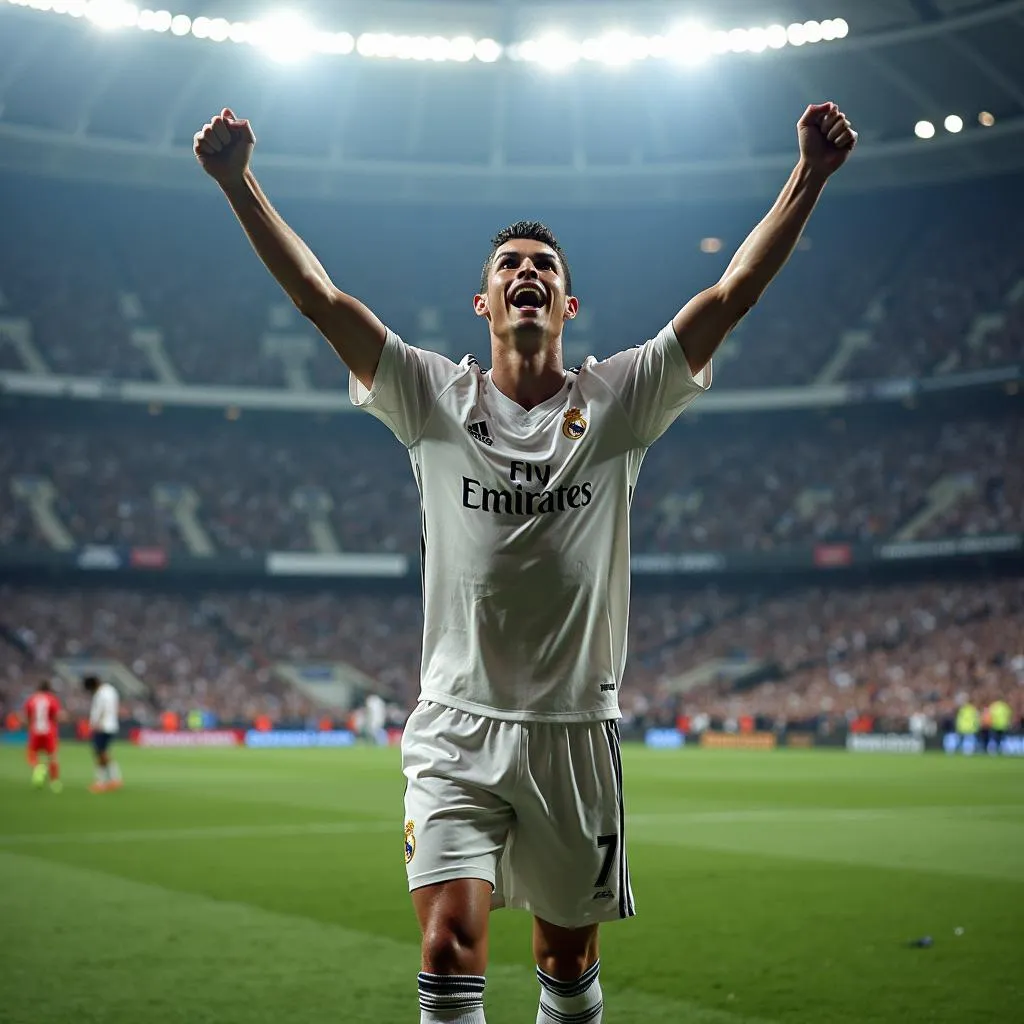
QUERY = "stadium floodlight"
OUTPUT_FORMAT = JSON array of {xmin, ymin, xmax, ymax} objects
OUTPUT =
[
  {"xmin": 944, "ymin": 114, "xmax": 963, "ymax": 133},
  {"xmin": 746, "ymin": 27, "xmax": 769, "ymax": 53},
  {"xmin": 137, "ymin": 8, "xmax": 171, "ymax": 32},
  {"xmin": 207, "ymin": 17, "xmax": 228, "ymax": 42},
  {"xmin": 587, "ymin": 31, "xmax": 639, "ymax": 66},
  {"xmin": 914, "ymin": 119, "xmax": 936, "ymax": 139},
  {"xmin": 250, "ymin": 12, "xmax": 316, "ymax": 62},
  {"xmin": 449, "ymin": 35, "xmax": 475, "ymax": 62},
  {"xmin": 474, "ymin": 37, "xmax": 502, "ymax": 62},
  {"xmin": 802, "ymin": 20, "xmax": 823, "ymax": 43},
  {"xmin": 978, "ymin": 111, "xmax": 995, "ymax": 127},
  {"xmin": 84, "ymin": 0, "xmax": 138, "ymax": 29},
  {"xmin": 428, "ymin": 36, "xmax": 452, "ymax": 61},
  {"xmin": 727, "ymin": 28, "xmax": 748, "ymax": 52},
  {"xmin": 666, "ymin": 22, "xmax": 713, "ymax": 64},
  {"xmin": 522, "ymin": 33, "xmax": 581, "ymax": 69},
  {"xmin": 3, "ymin": 1, "xmax": 852, "ymax": 64},
  {"xmin": 393, "ymin": 35, "xmax": 417, "ymax": 59},
  {"xmin": 313, "ymin": 30, "xmax": 354, "ymax": 55}
]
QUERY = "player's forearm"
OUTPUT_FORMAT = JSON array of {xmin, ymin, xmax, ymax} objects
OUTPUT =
[
  {"xmin": 720, "ymin": 159, "xmax": 828, "ymax": 306},
  {"xmin": 221, "ymin": 169, "xmax": 333, "ymax": 313}
]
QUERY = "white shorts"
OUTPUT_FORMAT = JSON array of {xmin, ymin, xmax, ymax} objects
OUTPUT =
[{"xmin": 401, "ymin": 701, "xmax": 635, "ymax": 929}]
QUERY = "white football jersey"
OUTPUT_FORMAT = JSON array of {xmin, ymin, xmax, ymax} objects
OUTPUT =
[
  {"xmin": 350, "ymin": 323, "xmax": 710, "ymax": 722},
  {"xmin": 90, "ymin": 681, "xmax": 120, "ymax": 734}
]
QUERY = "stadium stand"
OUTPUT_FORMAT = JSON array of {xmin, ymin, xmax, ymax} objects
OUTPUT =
[
  {"xmin": 1, "ymin": 582, "xmax": 1021, "ymax": 734},
  {"xmin": 0, "ymin": 176, "xmax": 1021, "ymax": 390},
  {"xmin": 0, "ymin": 124, "xmax": 1021, "ymax": 749},
  {"xmin": 2, "ymin": 411, "xmax": 1019, "ymax": 556}
]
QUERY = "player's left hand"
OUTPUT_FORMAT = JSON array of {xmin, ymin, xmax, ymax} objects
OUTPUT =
[{"xmin": 798, "ymin": 102, "xmax": 857, "ymax": 175}]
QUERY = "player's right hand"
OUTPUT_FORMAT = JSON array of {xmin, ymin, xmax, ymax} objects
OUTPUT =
[{"xmin": 194, "ymin": 108, "xmax": 255, "ymax": 186}]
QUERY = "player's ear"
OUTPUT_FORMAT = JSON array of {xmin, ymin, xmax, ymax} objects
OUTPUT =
[
  {"xmin": 564, "ymin": 295, "xmax": 579, "ymax": 321},
  {"xmin": 473, "ymin": 293, "xmax": 490, "ymax": 319}
]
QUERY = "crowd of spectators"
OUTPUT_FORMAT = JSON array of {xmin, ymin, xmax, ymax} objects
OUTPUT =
[
  {"xmin": 1, "ymin": 580, "xmax": 1021, "ymax": 736},
  {"xmin": 0, "ymin": 177, "xmax": 1021, "ymax": 391},
  {"xmin": 2, "ymin": 412, "xmax": 1019, "ymax": 555},
  {"xmin": 625, "ymin": 579, "xmax": 1024, "ymax": 735}
]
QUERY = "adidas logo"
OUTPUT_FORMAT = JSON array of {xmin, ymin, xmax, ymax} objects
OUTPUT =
[{"xmin": 467, "ymin": 420, "xmax": 494, "ymax": 447}]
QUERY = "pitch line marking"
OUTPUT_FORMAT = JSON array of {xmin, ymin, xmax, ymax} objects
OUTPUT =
[
  {"xmin": 0, "ymin": 820, "xmax": 396, "ymax": 847},
  {"xmin": 1, "ymin": 804, "xmax": 1019, "ymax": 847}
]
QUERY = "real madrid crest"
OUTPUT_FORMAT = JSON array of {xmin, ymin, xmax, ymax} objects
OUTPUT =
[
  {"xmin": 404, "ymin": 820, "xmax": 416, "ymax": 864},
  {"xmin": 562, "ymin": 407, "xmax": 587, "ymax": 441}
]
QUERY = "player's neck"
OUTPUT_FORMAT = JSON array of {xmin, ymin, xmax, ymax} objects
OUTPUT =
[{"xmin": 489, "ymin": 335, "xmax": 566, "ymax": 411}]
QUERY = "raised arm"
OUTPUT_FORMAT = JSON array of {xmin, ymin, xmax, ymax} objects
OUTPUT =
[
  {"xmin": 672, "ymin": 102, "xmax": 857, "ymax": 376},
  {"xmin": 194, "ymin": 109, "xmax": 385, "ymax": 390}
]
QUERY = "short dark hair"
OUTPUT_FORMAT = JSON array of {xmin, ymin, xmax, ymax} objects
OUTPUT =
[
  {"xmin": 83, "ymin": 675, "xmax": 100, "ymax": 692},
  {"xmin": 480, "ymin": 221, "xmax": 572, "ymax": 295},
  {"xmin": 39, "ymin": 679, "xmax": 51, "ymax": 692}
]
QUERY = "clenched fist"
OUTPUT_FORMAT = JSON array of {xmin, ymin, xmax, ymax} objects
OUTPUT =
[
  {"xmin": 798, "ymin": 102, "xmax": 857, "ymax": 176},
  {"xmin": 194, "ymin": 108, "xmax": 255, "ymax": 186}
]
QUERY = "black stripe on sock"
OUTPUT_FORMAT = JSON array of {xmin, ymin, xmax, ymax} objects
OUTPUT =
[
  {"xmin": 536, "ymin": 960, "xmax": 600, "ymax": 998},
  {"xmin": 420, "ymin": 996, "xmax": 484, "ymax": 1009},
  {"xmin": 539, "ymin": 1000, "xmax": 604, "ymax": 1024},
  {"xmin": 417, "ymin": 972, "xmax": 486, "ymax": 994}
]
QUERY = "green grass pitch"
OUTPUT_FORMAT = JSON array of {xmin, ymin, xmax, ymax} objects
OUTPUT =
[{"xmin": 1, "ymin": 744, "xmax": 1021, "ymax": 1023}]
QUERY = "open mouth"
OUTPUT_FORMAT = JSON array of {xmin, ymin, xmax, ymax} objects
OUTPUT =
[{"xmin": 508, "ymin": 284, "xmax": 546, "ymax": 310}]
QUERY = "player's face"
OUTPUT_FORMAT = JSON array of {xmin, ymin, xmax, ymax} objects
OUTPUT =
[{"xmin": 474, "ymin": 239, "xmax": 577, "ymax": 348}]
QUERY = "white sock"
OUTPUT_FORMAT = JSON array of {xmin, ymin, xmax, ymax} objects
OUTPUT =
[
  {"xmin": 95, "ymin": 765, "xmax": 106, "ymax": 784},
  {"xmin": 536, "ymin": 960, "xmax": 603, "ymax": 1023},
  {"xmin": 107, "ymin": 761, "xmax": 122, "ymax": 783},
  {"xmin": 418, "ymin": 972, "xmax": 486, "ymax": 1023}
]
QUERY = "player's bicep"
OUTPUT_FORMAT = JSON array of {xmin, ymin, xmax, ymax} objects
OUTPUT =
[
  {"xmin": 301, "ymin": 285, "xmax": 387, "ymax": 392},
  {"xmin": 671, "ymin": 281, "xmax": 750, "ymax": 376}
]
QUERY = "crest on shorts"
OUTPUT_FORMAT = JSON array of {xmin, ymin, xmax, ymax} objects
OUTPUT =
[
  {"xmin": 562, "ymin": 408, "xmax": 588, "ymax": 441},
  {"xmin": 404, "ymin": 820, "xmax": 416, "ymax": 864}
]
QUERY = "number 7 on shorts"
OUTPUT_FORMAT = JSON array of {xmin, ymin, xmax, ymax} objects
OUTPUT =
[{"xmin": 595, "ymin": 833, "xmax": 618, "ymax": 888}]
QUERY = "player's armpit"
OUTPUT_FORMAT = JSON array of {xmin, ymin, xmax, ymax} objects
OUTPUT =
[
  {"xmin": 299, "ymin": 286, "xmax": 388, "ymax": 392},
  {"xmin": 671, "ymin": 280, "xmax": 752, "ymax": 376}
]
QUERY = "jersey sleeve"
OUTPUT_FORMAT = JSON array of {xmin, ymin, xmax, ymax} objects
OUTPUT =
[
  {"xmin": 591, "ymin": 321, "xmax": 711, "ymax": 446},
  {"xmin": 349, "ymin": 329, "xmax": 461, "ymax": 447}
]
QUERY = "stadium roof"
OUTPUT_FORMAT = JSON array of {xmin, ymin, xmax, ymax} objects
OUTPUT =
[{"xmin": 1, "ymin": 0, "xmax": 1023, "ymax": 204}]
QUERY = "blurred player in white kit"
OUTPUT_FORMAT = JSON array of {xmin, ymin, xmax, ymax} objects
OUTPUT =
[
  {"xmin": 364, "ymin": 692, "xmax": 388, "ymax": 745},
  {"xmin": 84, "ymin": 675, "xmax": 122, "ymax": 793},
  {"xmin": 196, "ymin": 100, "xmax": 856, "ymax": 1023}
]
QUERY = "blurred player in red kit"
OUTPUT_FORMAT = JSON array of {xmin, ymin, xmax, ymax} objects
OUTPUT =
[{"xmin": 24, "ymin": 679, "xmax": 63, "ymax": 793}]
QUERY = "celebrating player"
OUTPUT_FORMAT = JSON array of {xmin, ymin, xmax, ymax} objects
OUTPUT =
[
  {"xmin": 24, "ymin": 679, "xmax": 63, "ymax": 793},
  {"xmin": 196, "ymin": 100, "xmax": 856, "ymax": 1023},
  {"xmin": 84, "ymin": 675, "xmax": 123, "ymax": 793}
]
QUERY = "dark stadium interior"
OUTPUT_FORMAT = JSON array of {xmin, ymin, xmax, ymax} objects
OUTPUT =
[
  {"xmin": 1, "ymin": 174, "xmax": 1022, "ymax": 388},
  {"xmin": 1, "ymin": 2, "xmax": 1023, "ymax": 1019},
  {"xmin": 1, "ymin": 168, "xmax": 1022, "ymax": 734}
]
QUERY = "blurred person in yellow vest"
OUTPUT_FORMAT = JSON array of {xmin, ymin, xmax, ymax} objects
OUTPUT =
[
  {"xmin": 187, "ymin": 708, "xmax": 204, "ymax": 731},
  {"xmin": 979, "ymin": 702, "xmax": 993, "ymax": 752},
  {"xmin": 988, "ymin": 698, "xmax": 1013, "ymax": 753},
  {"xmin": 955, "ymin": 701, "xmax": 980, "ymax": 755}
]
